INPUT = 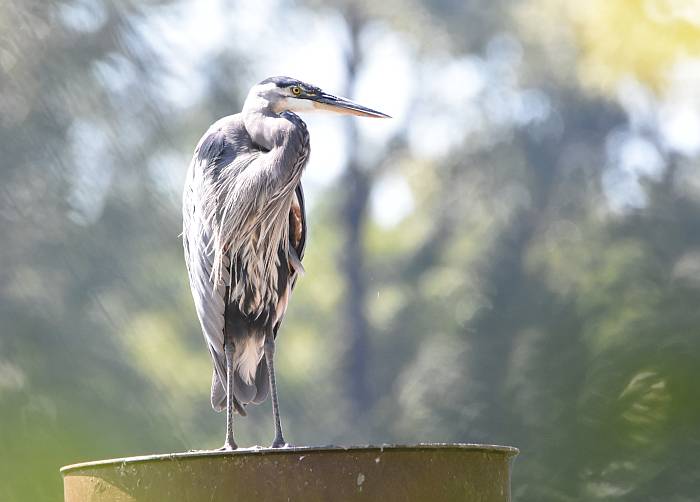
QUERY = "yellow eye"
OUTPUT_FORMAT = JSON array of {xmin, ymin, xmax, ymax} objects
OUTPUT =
[{"xmin": 291, "ymin": 86, "xmax": 302, "ymax": 96}]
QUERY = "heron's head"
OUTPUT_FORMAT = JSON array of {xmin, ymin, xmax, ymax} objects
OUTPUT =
[{"xmin": 243, "ymin": 76, "xmax": 390, "ymax": 118}]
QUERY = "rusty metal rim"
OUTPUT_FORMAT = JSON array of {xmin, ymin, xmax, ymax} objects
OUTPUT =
[{"xmin": 60, "ymin": 443, "xmax": 519, "ymax": 475}]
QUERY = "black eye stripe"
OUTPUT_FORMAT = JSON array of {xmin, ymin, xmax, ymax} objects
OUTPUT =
[{"xmin": 259, "ymin": 76, "xmax": 322, "ymax": 95}]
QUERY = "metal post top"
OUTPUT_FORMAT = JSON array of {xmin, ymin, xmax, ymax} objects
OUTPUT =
[
  {"xmin": 61, "ymin": 443, "xmax": 518, "ymax": 474},
  {"xmin": 62, "ymin": 443, "xmax": 519, "ymax": 502}
]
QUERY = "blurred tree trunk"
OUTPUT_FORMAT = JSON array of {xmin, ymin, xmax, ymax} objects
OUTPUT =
[
  {"xmin": 466, "ymin": 95, "xmax": 625, "ymax": 441},
  {"xmin": 338, "ymin": 7, "xmax": 371, "ymax": 415}
]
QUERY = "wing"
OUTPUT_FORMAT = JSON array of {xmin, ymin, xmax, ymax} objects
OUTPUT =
[{"xmin": 182, "ymin": 114, "xmax": 251, "ymax": 412}]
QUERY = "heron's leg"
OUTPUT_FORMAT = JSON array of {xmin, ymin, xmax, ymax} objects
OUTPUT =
[
  {"xmin": 222, "ymin": 332, "xmax": 237, "ymax": 450},
  {"xmin": 221, "ymin": 255, "xmax": 237, "ymax": 451},
  {"xmin": 265, "ymin": 332, "xmax": 286, "ymax": 448}
]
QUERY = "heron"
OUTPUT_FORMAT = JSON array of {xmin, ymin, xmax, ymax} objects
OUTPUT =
[{"xmin": 182, "ymin": 76, "xmax": 389, "ymax": 450}]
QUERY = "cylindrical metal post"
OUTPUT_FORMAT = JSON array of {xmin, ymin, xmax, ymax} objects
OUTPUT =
[{"xmin": 62, "ymin": 443, "xmax": 518, "ymax": 501}]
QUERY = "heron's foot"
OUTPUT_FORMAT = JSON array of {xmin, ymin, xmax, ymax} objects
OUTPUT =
[
  {"xmin": 218, "ymin": 441, "xmax": 238, "ymax": 451},
  {"xmin": 270, "ymin": 436, "xmax": 288, "ymax": 448}
]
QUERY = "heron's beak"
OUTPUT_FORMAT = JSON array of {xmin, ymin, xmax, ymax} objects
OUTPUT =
[{"xmin": 309, "ymin": 92, "xmax": 391, "ymax": 118}]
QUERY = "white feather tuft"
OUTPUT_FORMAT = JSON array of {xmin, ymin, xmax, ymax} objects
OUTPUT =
[{"xmin": 235, "ymin": 337, "xmax": 264, "ymax": 385}]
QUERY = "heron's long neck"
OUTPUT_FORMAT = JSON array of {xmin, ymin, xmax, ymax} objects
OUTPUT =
[
  {"xmin": 244, "ymin": 110, "xmax": 310, "ymax": 193},
  {"xmin": 272, "ymin": 112, "xmax": 309, "ymax": 180}
]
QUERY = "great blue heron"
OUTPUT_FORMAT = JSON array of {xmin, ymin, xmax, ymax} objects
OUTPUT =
[{"xmin": 182, "ymin": 76, "xmax": 389, "ymax": 450}]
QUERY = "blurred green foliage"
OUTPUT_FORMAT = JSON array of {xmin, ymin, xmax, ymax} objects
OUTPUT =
[{"xmin": 1, "ymin": 0, "xmax": 699, "ymax": 501}]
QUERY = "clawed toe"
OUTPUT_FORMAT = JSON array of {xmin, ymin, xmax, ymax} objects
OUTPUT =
[
  {"xmin": 270, "ymin": 438, "xmax": 288, "ymax": 448},
  {"xmin": 218, "ymin": 442, "xmax": 238, "ymax": 451}
]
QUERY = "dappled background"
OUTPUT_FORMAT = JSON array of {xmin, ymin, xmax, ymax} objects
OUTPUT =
[{"xmin": 2, "ymin": 0, "xmax": 700, "ymax": 500}]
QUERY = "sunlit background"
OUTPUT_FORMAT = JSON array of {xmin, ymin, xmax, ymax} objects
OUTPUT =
[{"xmin": 2, "ymin": 0, "xmax": 700, "ymax": 500}]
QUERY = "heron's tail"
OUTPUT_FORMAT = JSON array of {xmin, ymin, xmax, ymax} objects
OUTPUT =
[
  {"xmin": 210, "ymin": 333, "xmax": 270, "ymax": 413},
  {"xmin": 211, "ymin": 369, "xmax": 226, "ymax": 412},
  {"xmin": 211, "ymin": 366, "xmax": 248, "ymax": 415}
]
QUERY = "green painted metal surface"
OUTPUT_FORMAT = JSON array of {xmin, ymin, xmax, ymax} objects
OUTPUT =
[{"xmin": 61, "ymin": 443, "xmax": 518, "ymax": 501}]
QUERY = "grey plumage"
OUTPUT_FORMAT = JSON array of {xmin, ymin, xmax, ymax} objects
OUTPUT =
[
  {"xmin": 183, "ymin": 113, "xmax": 307, "ymax": 409},
  {"xmin": 182, "ymin": 76, "xmax": 388, "ymax": 449}
]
